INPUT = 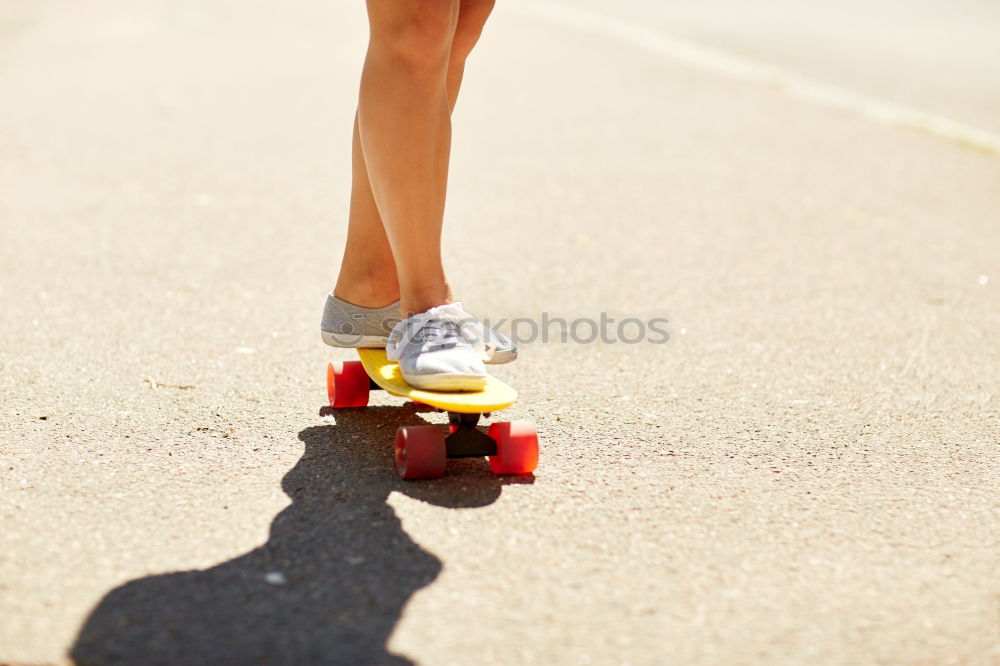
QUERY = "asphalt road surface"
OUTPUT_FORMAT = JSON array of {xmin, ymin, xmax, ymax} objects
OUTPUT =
[{"xmin": 2, "ymin": 1, "xmax": 998, "ymax": 664}]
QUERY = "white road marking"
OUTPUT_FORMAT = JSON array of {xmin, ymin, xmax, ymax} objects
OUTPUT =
[{"xmin": 507, "ymin": 1, "xmax": 1000, "ymax": 155}]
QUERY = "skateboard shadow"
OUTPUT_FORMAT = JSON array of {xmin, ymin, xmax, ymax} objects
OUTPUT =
[{"xmin": 69, "ymin": 405, "xmax": 525, "ymax": 666}]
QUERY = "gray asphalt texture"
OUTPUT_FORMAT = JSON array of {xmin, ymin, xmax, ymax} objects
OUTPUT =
[{"xmin": 2, "ymin": 1, "xmax": 998, "ymax": 665}]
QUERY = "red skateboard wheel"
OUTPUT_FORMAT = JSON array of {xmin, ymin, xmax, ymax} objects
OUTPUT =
[
  {"xmin": 327, "ymin": 361, "xmax": 370, "ymax": 408},
  {"xmin": 395, "ymin": 425, "xmax": 447, "ymax": 480},
  {"xmin": 487, "ymin": 420, "xmax": 539, "ymax": 475}
]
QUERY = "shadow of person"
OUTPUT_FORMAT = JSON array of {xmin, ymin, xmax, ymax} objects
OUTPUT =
[{"xmin": 70, "ymin": 405, "xmax": 514, "ymax": 666}]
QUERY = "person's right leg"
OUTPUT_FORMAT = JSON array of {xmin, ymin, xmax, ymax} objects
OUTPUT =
[
  {"xmin": 332, "ymin": 0, "xmax": 496, "ymax": 313},
  {"xmin": 351, "ymin": 0, "xmax": 459, "ymax": 318},
  {"xmin": 331, "ymin": 111, "xmax": 401, "ymax": 310}
]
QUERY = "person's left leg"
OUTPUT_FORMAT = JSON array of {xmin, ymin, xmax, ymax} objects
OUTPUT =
[
  {"xmin": 445, "ymin": 0, "xmax": 495, "ymax": 110},
  {"xmin": 332, "ymin": 0, "xmax": 496, "ymax": 310}
]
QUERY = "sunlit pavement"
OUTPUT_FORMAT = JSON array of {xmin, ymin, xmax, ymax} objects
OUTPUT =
[{"xmin": 1, "ymin": 1, "xmax": 998, "ymax": 664}]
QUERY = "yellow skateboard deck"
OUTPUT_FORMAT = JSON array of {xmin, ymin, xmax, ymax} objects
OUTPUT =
[{"xmin": 357, "ymin": 348, "xmax": 517, "ymax": 414}]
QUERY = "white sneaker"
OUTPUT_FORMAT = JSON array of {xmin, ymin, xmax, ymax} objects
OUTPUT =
[{"xmin": 386, "ymin": 302, "xmax": 489, "ymax": 391}]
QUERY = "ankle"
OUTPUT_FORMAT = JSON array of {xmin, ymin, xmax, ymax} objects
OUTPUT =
[
  {"xmin": 400, "ymin": 282, "xmax": 452, "ymax": 318},
  {"xmin": 333, "ymin": 275, "xmax": 399, "ymax": 310}
]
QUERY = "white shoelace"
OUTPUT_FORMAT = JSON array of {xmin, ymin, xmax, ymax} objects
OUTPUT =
[{"xmin": 386, "ymin": 302, "xmax": 489, "ymax": 361}]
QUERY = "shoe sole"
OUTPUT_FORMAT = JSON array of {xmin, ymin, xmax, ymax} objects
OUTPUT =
[
  {"xmin": 406, "ymin": 373, "xmax": 489, "ymax": 392},
  {"xmin": 321, "ymin": 330, "xmax": 390, "ymax": 348},
  {"xmin": 487, "ymin": 350, "xmax": 517, "ymax": 365}
]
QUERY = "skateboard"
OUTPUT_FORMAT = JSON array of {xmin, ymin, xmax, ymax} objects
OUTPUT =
[{"xmin": 326, "ymin": 348, "xmax": 538, "ymax": 480}]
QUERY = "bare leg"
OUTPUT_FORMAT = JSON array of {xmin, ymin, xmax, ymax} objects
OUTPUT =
[
  {"xmin": 332, "ymin": 111, "xmax": 400, "ymax": 309},
  {"xmin": 333, "ymin": 0, "xmax": 496, "ymax": 315},
  {"xmin": 445, "ymin": 0, "xmax": 495, "ymax": 109}
]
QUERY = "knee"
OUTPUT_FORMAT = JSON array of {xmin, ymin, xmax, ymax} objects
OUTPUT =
[{"xmin": 368, "ymin": 0, "xmax": 460, "ymax": 71}]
